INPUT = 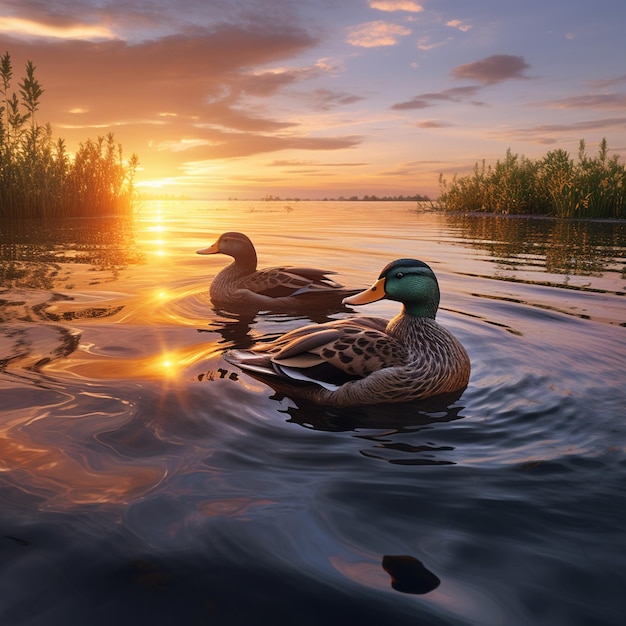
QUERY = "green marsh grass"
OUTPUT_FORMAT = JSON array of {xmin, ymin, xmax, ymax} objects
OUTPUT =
[
  {"xmin": 439, "ymin": 139, "xmax": 625, "ymax": 219},
  {"xmin": 0, "ymin": 52, "xmax": 138, "ymax": 219}
]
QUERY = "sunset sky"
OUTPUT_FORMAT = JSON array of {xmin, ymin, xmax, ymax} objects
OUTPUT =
[{"xmin": 1, "ymin": 0, "xmax": 625, "ymax": 199}]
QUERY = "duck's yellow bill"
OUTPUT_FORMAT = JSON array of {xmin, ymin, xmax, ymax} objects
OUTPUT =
[
  {"xmin": 196, "ymin": 241, "xmax": 219, "ymax": 255},
  {"xmin": 343, "ymin": 277, "xmax": 386, "ymax": 305}
]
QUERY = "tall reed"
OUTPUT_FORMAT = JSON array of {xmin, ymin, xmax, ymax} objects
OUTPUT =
[
  {"xmin": 0, "ymin": 52, "xmax": 138, "ymax": 218},
  {"xmin": 439, "ymin": 139, "xmax": 625, "ymax": 219}
]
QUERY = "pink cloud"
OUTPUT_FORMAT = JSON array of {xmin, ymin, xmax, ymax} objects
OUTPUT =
[{"xmin": 346, "ymin": 21, "xmax": 411, "ymax": 47}]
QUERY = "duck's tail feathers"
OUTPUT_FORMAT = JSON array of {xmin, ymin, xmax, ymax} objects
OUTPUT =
[
  {"xmin": 223, "ymin": 349, "xmax": 276, "ymax": 376},
  {"xmin": 224, "ymin": 349, "xmax": 340, "ymax": 391}
]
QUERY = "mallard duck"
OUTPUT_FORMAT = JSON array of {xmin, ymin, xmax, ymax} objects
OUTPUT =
[
  {"xmin": 224, "ymin": 258, "xmax": 471, "ymax": 406},
  {"xmin": 197, "ymin": 232, "xmax": 354, "ymax": 310}
]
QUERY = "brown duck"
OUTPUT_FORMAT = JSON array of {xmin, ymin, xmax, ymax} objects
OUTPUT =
[{"xmin": 197, "ymin": 232, "xmax": 354, "ymax": 311}]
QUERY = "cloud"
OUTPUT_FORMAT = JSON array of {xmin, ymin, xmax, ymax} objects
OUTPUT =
[
  {"xmin": 153, "ymin": 138, "xmax": 215, "ymax": 153},
  {"xmin": 175, "ymin": 133, "xmax": 363, "ymax": 160},
  {"xmin": 451, "ymin": 54, "xmax": 530, "ymax": 84},
  {"xmin": 489, "ymin": 117, "xmax": 626, "ymax": 144},
  {"xmin": 0, "ymin": 16, "xmax": 115, "ymax": 40},
  {"xmin": 270, "ymin": 159, "xmax": 318, "ymax": 166},
  {"xmin": 379, "ymin": 167, "xmax": 417, "ymax": 177},
  {"xmin": 417, "ymin": 36, "xmax": 451, "ymax": 51},
  {"xmin": 0, "ymin": 15, "xmax": 368, "ymax": 178},
  {"xmin": 1, "ymin": 24, "xmax": 319, "ymax": 125},
  {"xmin": 305, "ymin": 89, "xmax": 364, "ymax": 111},
  {"xmin": 530, "ymin": 75, "xmax": 626, "ymax": 111},
  {"xmin": 0, "ymin": 0, "xmax": 165, "ymax": 42},
  {"xmin": 531, "ymin": 93, "xmax": 626, "ymax": 110},
  {"xmin": 415, "ymin": 120, "xmax": 453, "ymax": 128},
  {"xmin": 368, "ymin": 1, "xmax": 424, "ymax": 12},
  {"xmin": 446, "ymin": 19, "xmax": 472, "ymax": 32},
  {"xmin": 379, "ymin": 159, "xmax": 447, "ymax": 177},
  {"xmin": 391, "ymin": 86, "xmax": 484, "ymax": 110},
  {"xmin": 346, "ymin": 21, "xmax": 411, "ymax": 47},
  {"xmin": 0, "ymin": 0, "xmax": 314, "ymax": 45},
  {"xmin": 587, "ymin": 74, "xmax": 626, "ymax": 89},
  {"xmin": 268, "ymin": 159, "xmax": 367, "ymax": 167}
]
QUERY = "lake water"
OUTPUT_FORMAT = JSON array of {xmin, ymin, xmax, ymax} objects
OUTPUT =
[{"xmin": 1, "ymin": 200, "xmax": 625, "ymax": 625}]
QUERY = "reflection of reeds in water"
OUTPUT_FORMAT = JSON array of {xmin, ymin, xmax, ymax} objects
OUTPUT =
[
  {"xmin": 0, "ymin": 218, "xmax": 143, "ymax": 378},
  {"xmin": 0, "ymin": 323, "xmax": 80, "ymax": 374},
  {"xmin": 439, "ymin": 139, "xmax": 626, "ymax": 219},
  {"xmin": 446, "ymin": 214, "xmax": 626, "ymax": 276},
  {"xmin": 547, "ymin": 220, "xmax": 620, "ymax": 276},
  {"xmin": 0, "ymin": 217, "xmax": 144, "ymax": 291}
]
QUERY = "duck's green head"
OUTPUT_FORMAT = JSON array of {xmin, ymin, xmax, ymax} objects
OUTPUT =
[{"xmin": 343, "ymin": 258, "xmax": 440, "ymax": 318}]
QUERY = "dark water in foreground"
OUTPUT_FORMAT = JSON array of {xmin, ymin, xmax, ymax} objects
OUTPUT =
[{"xmin": 1, "ymin": 201, "xmax": 625, "ymax": 625}]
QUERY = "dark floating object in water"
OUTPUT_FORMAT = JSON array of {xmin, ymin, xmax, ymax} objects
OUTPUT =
[
  {"xmin": 382, "ymin": 554, "xmax": 441, "ymax": 594},
  {"xmin": 4, "ymin": 535, "xmax": 30, "ymax": 547}
]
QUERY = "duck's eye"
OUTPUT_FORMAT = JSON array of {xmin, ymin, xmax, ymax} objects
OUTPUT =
[{"xmin": 395, "ymin": 272, "xmax": 404, "ymax": 279}]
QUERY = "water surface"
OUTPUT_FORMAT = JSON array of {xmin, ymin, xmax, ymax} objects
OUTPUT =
[{"xmin": 1, "ymin": 201, "xmax": 625, "ymax": 625}]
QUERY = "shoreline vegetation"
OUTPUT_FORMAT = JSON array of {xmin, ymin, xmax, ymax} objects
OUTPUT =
[
  {"xmin": 1, "ymin": 53, "xmax": 623, "ymax": 222},
  {"xmin": 438, "ymin": 140, "xmax": 625, "ymax": 220},
  {"xmin": 0, "ymin": 53, "xmax": 138, "ymax": 219}
]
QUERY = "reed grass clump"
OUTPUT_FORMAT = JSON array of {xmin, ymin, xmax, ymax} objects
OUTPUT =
[
  {"xmin": 439, "ymin": 139, "xmax": 625, "ymax": 219},
  {"xmin": 0, "ymin": 52, "xmax": 138, "ymax": 218}
]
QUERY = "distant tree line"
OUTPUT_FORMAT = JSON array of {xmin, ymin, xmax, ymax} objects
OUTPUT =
[
  {"xmin": 0, "ymin": 52, "xmax": 138, "ymax": 218},
  {"xmin": 438, "ymin": 140, "xmax": 625, "ymax": 219},
  {"xmin": 259, "ymin": 194, "xmax": 431, "ymax": 202},
  {"xmin": 332, "ymin": 194, "xmax": 431, "ymax": 202}
]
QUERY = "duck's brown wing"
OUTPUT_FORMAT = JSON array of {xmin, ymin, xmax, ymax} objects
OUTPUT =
[
  {"xmin": 252, "ymin": 316, "xmax": 389, "ymax": 353},
  {"xmin": 226, "ymin": 317, "xmax": 408, "ymax": 391},
  {"xmin": 274, "ymin": 322, "xmax": 407, "ymax": 377},
  {"xmin": 236, "ymin": 266, "xmax": 343, "ymax": 298}
]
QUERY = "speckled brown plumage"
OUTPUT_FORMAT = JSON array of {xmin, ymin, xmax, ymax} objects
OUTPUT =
[{"xmin": 224, "ymin": 258, "xmax": 471, "ymax": 407}]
